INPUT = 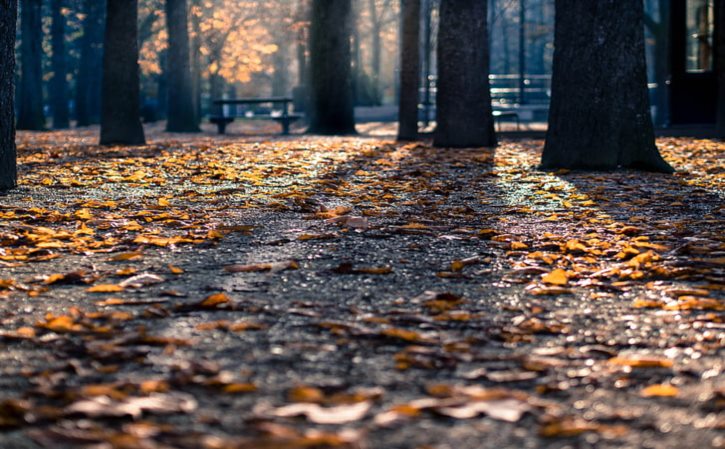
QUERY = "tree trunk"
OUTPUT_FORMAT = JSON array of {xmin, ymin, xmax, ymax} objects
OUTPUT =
[
  {"xmin": 307, "ymin": 0, "xmax": 356, "ymax": 135},
  {"xmin": 209, "ymin": 72, "xmax": 224, "ymax": 115},
  {"xmin": 646, "ymin": 0, "xmax": 670, "ymax": 128},
  {"xmin": 293, "ymin": 0, "xmax": 308, "ymax": 114},
  {"xmin": 17, "ymin": 0, "xmax": 45, "ymax": 130},
  {"xmin": 76, "ymin": 0, "xmax": 105, "ymax": 127},
  {"xmin": 542, "ymin": 0, "xmax": 673, "ymax": 173},
  {"xmin": 100, "ymin": 0, "xmax": 146, "ymax": 145},
  {"xmin": 157, "ymin": 51, "xmax": 168, "ymax": 120},
  {"xmin": 165, "ymin": 0, "xmax": 199, "ymax": 132},
  {"xmin": 51, "ymin": 0, "xmax": 70, "ymax": 129},
  {"xmin": 433, "ymin": 0, "xmax": 495, "ymax": 148},
  {"xmin": 1, "ymin": 0, "xmax": 17, "ymax": 190},
  {"xmin": 397, "ymin": 0, "xmax": 420, "ymax": 141},
  {"xmin": 717, "ymin": 0, "xmax": 725, "ymax": 135},
  {"xmin": 501, "ymin": 9, "xmax": 511, "ymax": 74},
  {"xmin": 271, "ymin": 38, "xmax": 291, "ymax": 97},
  {"xmin": 190, "ymin": 0, "xmax": 202, "ymax": 125},
  {"xmin": 371, "ymin": 24, "xmax": 382, "ymax": 103}
]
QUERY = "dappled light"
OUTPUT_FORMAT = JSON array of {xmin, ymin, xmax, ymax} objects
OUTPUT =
[
  {"xmin": 1, "ymin": 129, "xmax": 723, "ymax": 448},
  {"xmin": 0, "ymin": 0, "xmax": 723, "ymax": 448}
]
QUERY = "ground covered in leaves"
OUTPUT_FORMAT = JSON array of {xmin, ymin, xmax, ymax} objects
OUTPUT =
[{"xmin": 0, "ymin": 125, "xmax": 723, "ymax": 449}]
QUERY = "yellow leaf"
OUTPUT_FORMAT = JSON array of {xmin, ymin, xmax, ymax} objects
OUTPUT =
[
  {"xmin": 86, "ymin": 284, "xmax": 124, "ymax": 293},
  {"xmin": 199, "ymin": 293, "xmax": 230, "ymax": 308},
  {"xmin": 542, "ymin": 269, "xmax": 569, "ymax": 286},
  {"xmin": 168, "ymin": 265, "xmax": 184, "ymax": 274},
  {"xmin": 511, "ymin": 242, "xmax": 529, "ymax": 250},
  {"xmin": 289, "ymin": 386, "xmax": 325, "ymax": 403},
  {"xmin": 641, "ymin": 384, "xmax": 679, "ymax": 397},
  {"xmin": 223, "ymin": 383, "xmax": 257, "ymax": 394},
  {"xmin": 608, "ymin": 356, "xmax": 673, "ymax": 369},
  {"xmin": 109, "ymin": 252, "xmax": 143, "ymax": 262}
]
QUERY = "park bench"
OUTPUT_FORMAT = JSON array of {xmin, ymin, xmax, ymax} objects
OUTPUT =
[
  {"xmin": 210, "ymin": 97, "xmax": 302, "ymax": 135},
  {"xmin": 493, "ymin": 110, "xmax": 520, "ymax": 131}
]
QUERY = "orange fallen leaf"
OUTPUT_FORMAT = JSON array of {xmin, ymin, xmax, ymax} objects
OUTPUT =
[
  {"xmin": 641, "ymin": 384, "xmax": 679, "ymax": 397},
  {"xmin": 86, "ymin": 284, "xmax": 125, "ymax": 293},
  {"xmin": 198, "ymin": 293, "xmax": 230, "ymax": 308},
  {"xmin": 608, "ymin": 356, "xmax": 673, "ymax": 369},
  {"xmin": 541, "ymin": 269, "xmax": 568, "ymax": 286}
]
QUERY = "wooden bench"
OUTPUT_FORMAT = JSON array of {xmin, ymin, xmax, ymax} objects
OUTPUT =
[
  {"xmin": 493, "ymin": 110, "xmax": 520, "ymax": 131},
  {"xmin": 210, "ymin": 97, "xmax": 303, "ymax": 135}
]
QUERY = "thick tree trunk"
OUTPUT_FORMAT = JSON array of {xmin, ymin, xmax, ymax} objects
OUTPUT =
[
  {"xmin": 307, "ymin": 0, "xmax": 356, "ymax": 135},
  {"xmin": 165, "ymin": 0, "xmax": 199, "ymax": 132},
  {"xmin": 100, "ymin": 0, "xmax": 146, "ymax": 145},
  {"xmin": 1, "ymin": 0, "xmax": 17, "ymax": 190},
  {"xmin": 542, "ymin": 0, "xmax": 673, "ymax": 173},
  {"xmin": 76, "ymin": 0, "xmax": 105, "ymax": 127},
  {"xmin": 717, "ymin": 0, "xmax": 725, "ymax": 135},
  {"xmin": 17, "ymin": 0, "xmax": 45, "ymax": 131},
  {"xmin": 397, "ymin": 0, "xmax": 420, "ymax": 141},
  {"xmin": 51, "ymin": 0, "xmax": 70, "ymax": 129},
  {"xmin": 433, "ymin": 0, "xmax": 495, "ymax": 148}
]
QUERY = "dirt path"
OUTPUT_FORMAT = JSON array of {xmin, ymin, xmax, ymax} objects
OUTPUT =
[{"xmin": 0, "ymin": 129, "xmax": 722, "ymax": 448}]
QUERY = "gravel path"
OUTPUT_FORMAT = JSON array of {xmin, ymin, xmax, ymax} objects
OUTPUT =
[{"xmin": 0, "ymin": 130, "xmax": 722, "ymax": 448}]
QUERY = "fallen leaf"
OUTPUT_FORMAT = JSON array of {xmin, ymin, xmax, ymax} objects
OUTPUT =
[
  {"xmin": 641, "ymin": 384, "xmax": 679, "ymax": 397},
  {"xmin": 269, "ymin": 401, "xmax": 371, "ymax": 424},
  {"xmin": 541, "ymin": 269, "xmax": 569, "ymax": 286},
  {"xmin": 86, "ymin": 284, "xmax": 125, "ymax": 293}
]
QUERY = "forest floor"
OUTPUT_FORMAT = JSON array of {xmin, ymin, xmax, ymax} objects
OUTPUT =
[{"xmin": 0, "ymin": 123, "xmax": 722, "ymax": 449}]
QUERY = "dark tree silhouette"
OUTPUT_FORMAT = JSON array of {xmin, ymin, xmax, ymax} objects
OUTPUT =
[
  {"xmin": 542, "ymin": 0, "xmax": 673, "ymax": 173},
  {"xmin": 433, "ymin": 0, "xmax": 495, "ymax": 148},
  {"xmin": 166, "ymin": 0, "xmax": 200, "ymax": 132},
  {"xmin": 1, "ymin": 0, "xmax": 17, "ymax": 190},
  {"xmin": 190, "ymin": 0, "xmax": 202, "ymax": 125},
  {"xmin": 308, "ymin": 0, "xmax": 356, "ymax": 135},
  {"xmin": 17, "ymin": 0, "xmax": 45, "ymax": 131},
  {"xmin": 76, "ymin": 0, "xmax": 105, "ymax": 126},
  {"xmin": 50, "ymin": 0, "xmax": 70, "ymax": 129},
  {"xmin": 397, "ymin": 0, "xmax": 420, "ymax": 141},
  {"xmin": 100, "ymin": 0, "xmax": 146, "ymax": 145}
]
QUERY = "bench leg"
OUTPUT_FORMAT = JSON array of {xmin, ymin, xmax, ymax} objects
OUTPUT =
[
  {"xmin": 217, "ymin": 122, "xmax": 227, "ymax": 134},
  {"xmin": 281, "ymin": 119, "xmax": 290, "ymax": 135}
]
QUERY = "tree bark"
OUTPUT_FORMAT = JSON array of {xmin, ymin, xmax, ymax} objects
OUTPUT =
[
  {"xmin": 17, "ymin": 0, "xmax": 45, "ymax": 130},
  {"xmin": 433, "ymin": 0, "xmax": 495, "ymax": 148},
  {"xmin": 100, "ymin": 0, "xmax": 146, "ymax": 145},
  {"xmin": 51, "ymin": 0, "xmax": 70, "ymax": 129},
  {"xmin": 76, "ymin": 0, "xmax": 105, "ymax": 127},
  {"xmin": 307, "ymin": 0, "xmax": 356, "ymax": 135},
  {"xmin": 190, "ymin": 0, "xmax": 202, "ymax": 125},
  {"xmin": 397, "ymin": 0, "xmax": 420, "ymax": 141},
  {"xmin": 542, "ymin": 0, "xmax": 673, "ymax": 173},
  {"xmin": 1, "ymin": 0, "xmax": 17, "ymax": 190},
  {"xmin": 165, "ymin": 0, "xmax": 199, "ymax": 132}
]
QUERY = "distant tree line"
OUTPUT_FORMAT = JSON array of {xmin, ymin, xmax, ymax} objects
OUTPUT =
[{"xmin": 5, "ymin": 0, "xmax": 725, "ymax": 190}]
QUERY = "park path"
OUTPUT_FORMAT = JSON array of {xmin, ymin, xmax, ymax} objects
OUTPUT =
[{"xmin": 0, "ymin": 128, "xmax": 722, "ymax": 448}]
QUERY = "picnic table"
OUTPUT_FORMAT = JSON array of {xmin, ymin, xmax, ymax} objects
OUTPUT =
[{"xmin": 210, "ymin": 97, "xmax": 303, "ymax": 135}]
